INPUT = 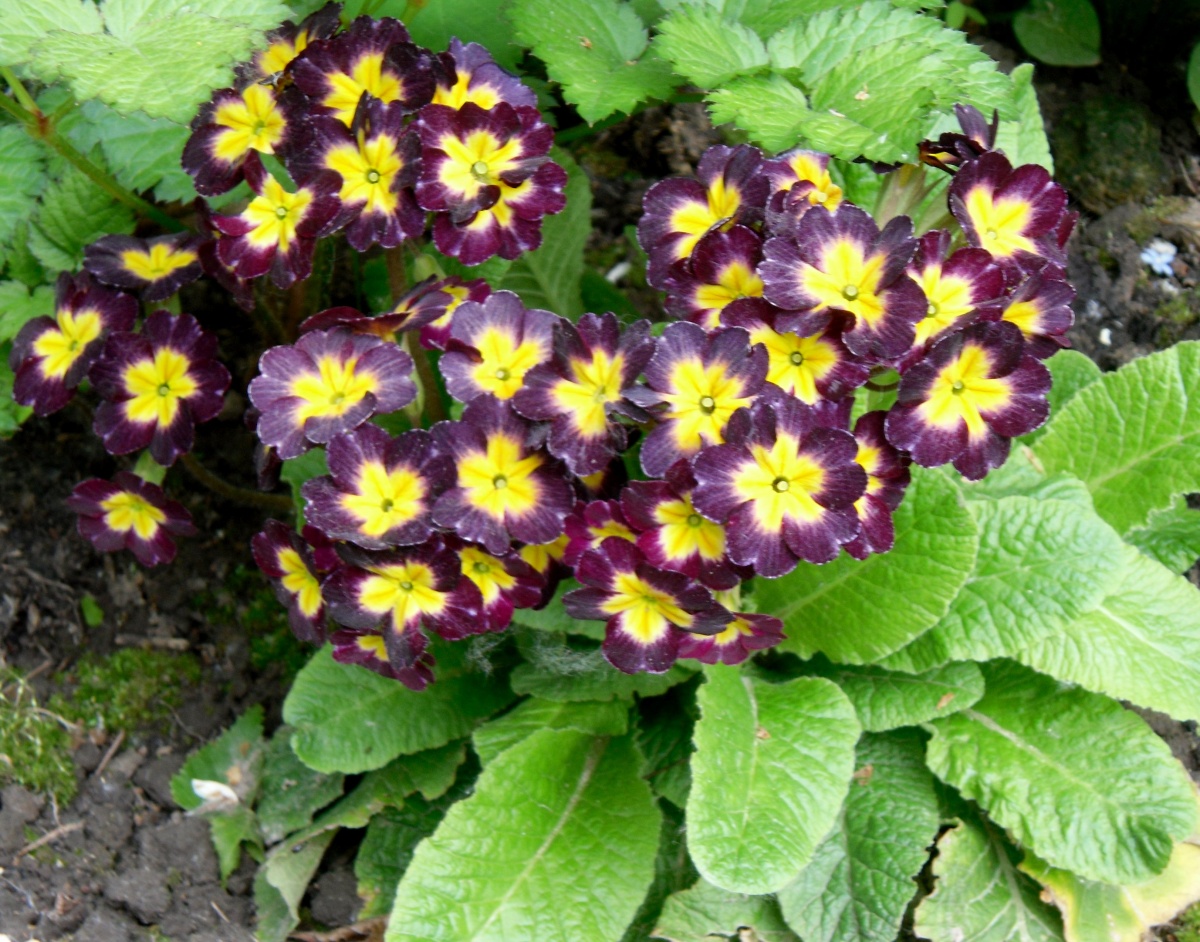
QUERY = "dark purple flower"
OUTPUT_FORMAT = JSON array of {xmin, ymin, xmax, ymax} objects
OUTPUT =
[
  {"xmin": 251, "ymin": 519, "xmax": 332, "ymax": 644},
  {"xmin": 843, "ymin": 411, "xmax": 910, "ymax": 560},
  {"xmin": 67, "ymin": 471, "xmax": 196, "ymax": 567},
  {"xmin": 429, "ymin": 38, "xmax": 536, "ymax": 112},
  {"xmin": 236, "ymin": 2, "xmax": 342, "ymax": 85},
  {"xmin": 330, "ymin": 628, "xmax": 435, "ymax": 690},
  {"xmin": 1000, "ymin": 262, "xmax": 1075, "ymax": 359},
  {"xmin": 663, "ymin": 226, "xmax": 768, "ymax": 330},
  {"xmin": 84, "ymin": 233, "xmax": 206, "ymax": 303},
  {"xmin": 453, "ymin": 538, "xmax": 544, "ymax": 632},
  {"xmin": 562, "ymin": 500, "xmax": 638, "ymax": 567},
  {"xmin": 678, "ymin": 587, "xmax": 784, "ymax": 665}
]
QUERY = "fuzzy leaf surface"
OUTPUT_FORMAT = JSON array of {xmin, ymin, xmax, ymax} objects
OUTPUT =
[
  {"xmin": 652, "ymin": 877, "xmax": 798, "ymax": 942},
  {"xmin": 1123, "ymin": 496, "xmax": 1200, "ymax": 573},
  {"xmin": 512, "ymin": 631, "xmax": 696, "ymax": 700},
  {"xmin": 256, "ymin": 727, "xmax": 344, "ymax": 845},
  {"xmin": 812, "ymin": 660, "xmax": 984, "ymax": 732},
  {"xmin": 472, "ymin": 697, "xmax": 629, "ymax": 766}
]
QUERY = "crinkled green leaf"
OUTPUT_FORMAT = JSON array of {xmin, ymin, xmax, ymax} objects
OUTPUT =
[
  {"xmin": 0, "ymin": 282, "xmax": 55, "ymax": 345},
  {"xmin": 509, "ymin": 0, "xmax": 677, "ymax": 123},
  {"xmin": 687, "ymin": 667, "xmax": 860, "ymax": 895},
  {"xmin": 1124, "ymin": 496, "xmax": 1200, "ymax": 572},
  {"xmin": 812, "ymin": 659, "xmax": 984, "ymax": 732},
  {"xmin": 4, "ymin": 222, "xmax": 48, "ymax": 288},
  {"xmin": 655, "ymin": 6, "xmax": 769, "ymax": 88},
  {"xmin": 1013, "ymin": 0, "xmax": 1101, "ymax": 67},
  {"xmin": 956, "ymin": 448, "xmax": 1092, "ymax": 506},
  {"xmin": 284, "ymin": 644, "xmax": 513, "ymax": 774},
  {"xmin": 1033, "ymin": 342, "xmax": 1200, "ymax": 535},
  {"xmin": 760, "ymin": 467, "xmax": 978, "ymax": 664},
  {"xmin": 0, "ymin": 0, "xmax": 102, "ymax": 64},
  {"xmin": 512, "ymin": 631, "xmax": 697, "ymax": 701},
  {"xmin": 473, "ymin": 697, "xmax": 628, "ymax": 766},
  {"xmin": 913, "ymin": 813, "xmax": 1062, "ymax": 942},
  {"xmin": 255, "ymin": 727, "xmax": 344, "ymax": 846},
  {"xmin": 776, "ymin": 730, "xmax": 941, "ymax": 942},
  {"xmin": 995, "ymin": 63, "xmax": 1054, "ymax": 173},
  {"xmin": 636, "ymin": 681, "xmax": 697, "ymax": 808},
  {"xmin": 254, "ymin": 828, "xmax": 335, "ymax": 942},
  {"xmin": 653, "ymin": 877, "xmax": 798, "ymax": 942},
  {"xmin": 28, "ymin": 158, "xmax": 136, "ymax": 274},
  {"xmin": 170, "ymin": 705, "xmax": 265, "ymax": 810},
  {"xmin": 0, "ymin": 128, "xmax": 48, "ymax": 256},
  {"xmin": 372, "ymin": 741, "xmax": 467, "ymax": 802},
  {"xmin": 388, "ymin": 731, "xmax": 660, "ymax": 942},
  {"xmin": 706, "ymin": 74, "xmax": 808, "ymax": 152},
  {"xmin": 408, "ymin": 0, "xmax": 521, "ymax": 69},
  {"xmin": 356, "ymin": 799, "xmax": 448, "ymax": 919},
  {"xmin": 1021, "ymin": 350, "xmax": 1101, "ymax": 444},
  {"xmin": 925, "ymin": 661, "xmax": 1197, "ymax": 885}
]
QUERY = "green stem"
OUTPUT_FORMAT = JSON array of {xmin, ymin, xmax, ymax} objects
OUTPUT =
[
  {"xmin": 179, "ymin": 453, "xmax": 294, "ymax": 514},
  {"xmin": 1, "ymin": 67, "xmax": 38, "ymax": 113},
  {"xmin": 385, "ymin": 246, "xmax": 448, "ymax": 425}
]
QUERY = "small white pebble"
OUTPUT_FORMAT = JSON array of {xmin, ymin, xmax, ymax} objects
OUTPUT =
[
  {"xmin": 605, "ymin": 260, "xmax": 631, "ymax": 284},
  {"xmin": 1161, "ymin": 279, "xmax": 1181, "ymax": 296},
  {"xmin": 1099, "ymin": 327, "xmax": 1113, "ymax": 346},
  {"xmin": 1140, "ymin": 238, "xmax": 1177, "ymax": 277},
  {"xmin": 1085, "ymin": 299, "xmax": 1102, "ymax": 320}
]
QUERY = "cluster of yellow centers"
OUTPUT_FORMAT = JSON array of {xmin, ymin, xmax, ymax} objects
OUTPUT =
[
  {"xmin": 662, "ymin": 359, "xmax": 755, "ymax": 453},
  {"xmin": 212, "ymin": 85, "xmax": 286, "ymax": 162},
  {"xmin": 276, "ymin": 546, "xmax": 323, "ymax": 617},
  {"xmin": 291, "ymin": 355, "xmax": 377, "ymax": 422},
  {"xmin": 469, "ymin": 327, "xmax": 548, "ymax": 399},
  {"xmin": 550, "ymin": 350, "xmax": 626, "ymax": 438},
  {"xmin": 800, "ymin": 238, "xmax": 887, "ymax": 327},
  {"xmin": 341, "ymin": 461, "xmax": 426, "ymax": 538},
  {"xmin": 324, "ymin": 53, "xmax": 403, "ymax": 125},
  {"xmin": 244, "ymin": 176, "xmax": 314, "ymax": 252},
  {"xmin": 918, "ymin": 342, "xmax": 1011, "ymax": 436},
  {"xmin": 357, "ymin": 560, "xmax": 447, "ymax": 628},
  {"xmin": 325, "ymin": 132, "xmax": 405, "ymax": 214}
]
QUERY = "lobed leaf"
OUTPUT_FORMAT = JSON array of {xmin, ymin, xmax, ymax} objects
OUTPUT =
[
  {"xmin": 0, "ymin": 0, "xmax": 102, "ymax": 65},
  {"xmin": 28, "ymin": 159, "xmax": 136, "ymax": 275},
  {"xmin": 0, "ymin": 127, "xmax": 48, "ymax": 257},
  {"xmin": 706, "ymin": 75, "xmax": 809, "ymax": 152},
  {"xmin": 0, "ymin": 282, "xmax": 55, "ymax": 346},
  {"xmin": 654, "ymin": 5, "xmax": 769, "ymax": 88},
  {"xmin": 995, "ymin": 63, "xmax": 1055, "ymax": 173},
  {"xmin": 811, "ymin": 660, "xmax": 984, "ymax": 732}
]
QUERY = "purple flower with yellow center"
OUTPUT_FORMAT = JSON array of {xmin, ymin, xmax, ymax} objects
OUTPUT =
[
  {"xmin": 393, "ymin": 276, "xmax": 491, "ymax": 351},
  {"xmin": 693, "ymin": 398, "xmax": 867, "ymax": 577},
  {"xmin": 290, "ymin": 17, "xmax": 434, "ymax": 127},
  {"xmin": 251, "ymin": 519, "xmax": 331, "ymax": 644},
  {"xmin": 291, "ymin": 97, "xmax": 424, "ymax": 251},
  {"xmin": 562, "ymin": 500, "xmax": 638, "ymax": 567},
  {"xmin": 10, "ymin": 272, "xmax": 137, "ymax": 417},
  {"xmin": 632, "ymin": 321, "xmax": 768, "ymax": 478},
  {"xmin": 302, "ymin": 425, "xmax": 452, "ymax": 550},
  {"xmin": 452, "ymin": 538, "xmax": 544, "ymax": 632},
  {"xmin": 431, "ymin": 160, "xmax": 567, "ymax": 265},
  {"xmin": 249, "ymin": 327, "xmax": 416, "ymax": 460},
  {"xmin": 663, "ymin": 226, "xmax": 767, "ymax": 330},
  {"xmin": 949, "ymin": 151, "xmax": 1068, "ymax": 273},
  {"xmin": 415, "ymin": 102, "xmax": 554, "ymax": 220},
  {"xmin": 638, "ymin": 144, "xmax": 768, "ymax": 289},
  {"xmin": 564, "ymin": 537, "xmax": 732, "ymax": 674},
  {"xmin": 760, "ymin": 148, "xmax": 844, "ymax": 234},
  {"xmin": 439, "ymin": 290, "xmax": 559, "ymax": 403},
  {"xmin": 760, "ymin": 205, "xmax": 925, "ymax": 360},
  {"xmin": 512, "ymin": 313, "xmax": 655, "ymax": 475},
  {"xmin": 211, "ymin": 156, "xmax": 341, "ymax": 288},
  {"xmin": 90, "ymin": 311, "xmax": 230, "ymax": 466},
  {"xmin": 918, "ymin": 103, "xmax": 999, "ymax": 174},
  {"xmin": 67, "ymin": 471, "xmax": 196, "ymax": 568},
  {"xmin": 431, "ymin": 38, "xmax": 536, "ymax": 111},
  {"xmin": 518, "ymin": 532, "xmax": 570, "ymax": 606},
  {"xmin": 236, "ymin": 2, "xmax": 341, "ymax": 84},
  {"xmin": 183, "ymin": 83, "xmax": 298, "ymax": 197},
  {"xmin": 431, "ymin": 396, "xmax": 574, "ymax": 554},
  {"xmin": 84, "ymin": 234, "xmax": 205, "ymax": 303},
  {"xmin": 885, "ymin": 321, "xmax": 1051, "ymax": 480},
  {"xmin": 330, "ymin": 628, "xmax": 435, "ymax": 690},
  {"xmin": 620, "ymin": 459, "xmax": 743, "ymax": 591},
  {"xmin": 844, "ymin": 411, "xmax": 910, "ymax": 560},
  {"xmin": 1000, "ymin": 262, "xmax": 1075, "ymax": 359},
  {"xmin": 198, "ymin": 238, "xmax": 255, "ymax": 313},
  {"xmin": 677, "ymin": 587, "xmax": 784, "ymax": 665}
]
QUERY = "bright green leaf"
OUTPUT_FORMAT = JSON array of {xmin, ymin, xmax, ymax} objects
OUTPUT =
[
  {"xmin": 655, "ymin": 6, "xmax": 769, "ymax": 88},
  {"xmin": 0, "ymin": 282, "xmax": 55, "ymax": 345},
  {"xmin": 0, "ymin": 362, "xmax": 32, "ymax": 438},
  {"xmin": 208, "ymin": 805, "xmax": 262, "ymax": 881},
  {"xmin": 1012, "ymin": 0, "xmax": 1101, "ymax": 67},
  {"xmin": 1124, "ymin": 496, "xmax": 1200, "ymax": 572},
  {"xmin": 652, "ymin": 877, "xmax": 798, "ymax": 942},
  {"xmin": 0, "ymin": 128, "xmax": 48, "ymax": 255},
  {"xmin": 408, "ymin": 0, "xmax": 521, "ymax": 69},
  {"xmin": 472, "ymin": 697, "xmax": 628, "ymax": 766},
  {"xmin": 256, "ymin": 727, "xmax": 344, "ymax": 845},
  {"xmin": 811, "ymin": 660, "xmax": 984, "ymax": 732},
  {"xmin": 29, "ymin": 159, "xmax": 136, "ymax": 274},
  {"xmin": 956, "ymin": 448, "xmax": 1092, "ymax": 506},
  {"xmin": 356, "ymin": 797, "xmax": 452, "ymax": 919},
  {"xmin": 512, "ymin": 631, "xmax": 696, "ymax": 701},
  {"xmin": 706, "ymin": 74, "xmax": 808, "ymax": 152},
  {"xmin": 0, "ymin": 0, "xmax": 102, "ymax": 65},
  {"xmin": 1022, "ymin": 349, "xmax": 1101, "ymax": 444},
  {"xmin": 995, "ymin": 63, "xmax": 1054, "ymax": 173}
]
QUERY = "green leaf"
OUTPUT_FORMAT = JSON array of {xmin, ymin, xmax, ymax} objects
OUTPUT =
[
  {"xmin": 511, "ymin": 631, "xmax": 696, "ymax": 701},
  {"xmin": 1124, "ymin": 496, "xmax": 1200, "ymax": 572},
  {"xmin": 925, "ymin": 661, "xmax": 1197, "ymax": 885},
  {"xmin": 655, "ymin": 6, "xmax": 769, "ymax": 88},
  {"xmin": 284, "ymin": 644, "xmax": 513, "ymax": 774},
  {"xmin": 1014, "ymin": 544, "xmax": 1200, "ymax": 724},
  {"xmin": 653, "ymin": 878, "xmax": 798, "ymax": 942},
  {"xmin": 913, "ymin": 813, "xmax": 1063, "ymax": 942},
  {"xmin": 775, "ymin": 730, "xmax": 942, "ymax": 942},
  {"xmin": 4, "ymin": 222, "xmax": 47, "ymax": 288},
  {"xmin": 687, "ymin": 667, "xmax": 860, "ymax": 895},
  {"xmin": 880, "ymin": 497, "xmax": 1125, "ymax": 673},
  {"xmin": 407, "ymin": 0, "xmax": 521, "ymax": 69},
  {"xmin": 29, "ymin": 159, "xmax": 136, "ymax": 274},
  {"xmin": 0, "ymin": 128, "xmax": 48, "ymax": 255},
  {"xmin": 1190, "ymin": 43, "xmax": 1200, "ymax": 112},
  {"xmin": 995, "ymin": 63, "xmax": 1054, "ymax": 174},
  {"xmin": 170, "ymin": 705, "xmax": 265, "ymax": 811},
  {"xmin": 512, "ymin": 579, "xmax": 604, "ymax": 638},
  {"xmin": 636, "ymin": 681, "xmax": 697, "ymax": 808},
  {"xmin": 1032, "ymin": 342, "xmax": 1200, "ymax": 534},
  {"xmin": 0, "ymin": 282, "xmax": 55, "ymax": 345},
  {"xmin": 0, "ymin": 361, "xmax": 32, "ymax": 438},
  {"xmin": 208, "ymin": 806, "xmax": 263, "ymax": 881},
  {"xmin": 255, "ymin": 727, "xmax": 344, "ymax": 846},
  {"xmin": 279, "ymin": 447, "xmax": 327, "ymax": 517},
  {"xmin": 1022, "ymin": 350, "xmax": 1101, "ymax": 444},
  {"xmin": 0, "ymin": 0, "xmax": 102, "ymax": 65},
  {"xmin": 254, "ymin": 829, "xmax": 335, "ymax": 942},
  {"xmin": 956, "ymin": 447, "xmax": 1092, "ymax": 506},
  {"xmin": 706, "ymin": 75, "xmax": 808, "ymax": 152},
  {"xmin": 499, "ymin": 150, "xmax": 590, "ymax": 318},
  {"xmin": 356, "ymin": 798, "xmax": 450, "ymax": 919},
  {"xmin": 811, "ymin": 660, "xmax": 984, "ymax": 732},
  {"xmin": 508, "ymin": 0, "xmax": 677, "ymax": 123},
  {"xmin": 759, "ymin": 467, "xmax": 978, "ymax": 665},
  {"xmin": 1013, "ymin": 0, "xmax": 1101, "ymax": 67},
  {"xmin": 472, "ymin": 697, "xmax": 628, "ymax": 766},
  {"xmin": 388, "ymin": 731, "xmax": 660, "ymax": 942},
  {"xmin": 372, "ymin": 741, "xmax": 467, "ymax": 802}
]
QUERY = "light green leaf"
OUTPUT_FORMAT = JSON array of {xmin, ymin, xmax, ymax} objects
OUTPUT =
[
  {"xmin": 0, "ymin": 362, "xmax": 32, "ymax": 438},
  {"xmin": 1014, "ymin": 544, "xmax": 1200, "ymax": 724},
  {"xmin": 1021, "ymin": 349, "xmax": 1101, "ymax": 443},
  {"xmin": 29, "ymin": 159, "xmax": 136, "ymax": 274},
  {"xmin": 408, "ymin": 0, "xmax": 521, "ymax": 69},
  {"xmin": 170, "ymin": 705, "xmax": 265, "ymax": 811},
  {"xmin": 255, "ymin": 727, "xmax": 344, "ymax": 846},
  {"xmin": 499, "ymin": 150, "xmax": 590, "ymax": 318},
  {"xmin": 473, "ymin": 697, "xmax": 628, "ymax": 766},
  {"xmin": 372, "ymin": 741, "xmax": 467, "ymax": 802},
  {"xmin": 356, "ymin": 797, "xmax": 451, "ymax": 919},
  {"xmin": 208, "ymin": 806, "xmax": 262, "ymax": 881},
  {"xmin": 0, "ymin": 128, "xmax": 48, "ymax": 255},
  {"xmin": 925, "ymin": 661, "xmax": 1197, "ymax": 885},
  {"xmin": 0, "ymin": 0, "xmax": 102, "ymax": 64},
  {"xmin": 652, "ymin": 877, "xmax": 798, "ymax": 942},
  {"xmin": 388, "ymin": 731, "xmax": 660, "ymax": 942},
  {"xmin": 1033, "ymin": 341, "xmax": 1200, "ymax": 535},
  {"xmin": 254, "ymin": 829, "xmax": 335, "ymax": 942},
  {"xmin": 760, "ymin": 467, "xmax": 978, "ymax": 664},
  {"xmin": 687, "ymin": 667, "xmax": 860, "ymax": 895},
  {"xmin": 995, "ymin": 63, "xmax": 1054, "ymax": 173},
  {"xmin": 776, "ymin": 730, "xmax": 941, "ymax": 942},
  {"xmin": 0, "ymin": 282, "xmax": 55, "ymax": 346},
  {"xmin": 812, "ymin": 660, "xmax": 984, "ymax": 732},
  {"xmin": 655, "ymin": 6, "xmax": 769, "ymax": 88},
  {"xmin": 284, "ymin": 645, "xmax": 513, "ymax": 774},
  {"xmin": 1013, "ymin": 0, "xmax": 1101, "ymax": 67},
  {"xmin": 706, "ymin": 75, "xmax": 808, "ymax": 152},
  {"xmin": 956, "ymin": 447, "xmax": 1092, "ymax": 506},
  {"xmin": 511, "ymin": 631, "xmax": 696, "ymax": 701},
  {"xmin": 1124, "ymin": 496, "xmax": 1200, "ymax": 572},
  {"xmin": 1190, "ymin": 43, "xmax": 1200, "ymax": 112},
  {"xmin": 912, "ymin": 813, "xmax": 1063, "ymax": 942},
  {"xmin": 512, "ymin": 580, "xmax": 604, "ymax": 638}
]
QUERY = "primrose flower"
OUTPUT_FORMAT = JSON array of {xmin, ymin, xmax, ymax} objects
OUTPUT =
[
  {"xmin": 677, "ymin": 588, "xmax": 784, "ymax": 665},
  {"xmin": 84, "ymin": 234, "xmax": 206, "ymax": 303},
  {"xmin": 693, "ymin": 398, "xmax": 867, "ymax": 577},
  {"xmin": 211, "ymin": 156, "xmax": 341, "ymax": 288},
  {"xmin": 198, "ymin": 239, "xmax": 255, "ymax": 313},
  {"xmin": 512, "ymin": 313, "xmax": 655, "ymax": 475},
  {"xmin": 562, "ymin": 500, "xmax": 638, "ymax": 567},
  {"xmin": 632, "ymin": 321, "xmax": 768, "ymax": 477},
  {"xmin": 844, "ymin": 411, "xmax": 910, "ymax": 560},
  {"xmin": 431, "ymin": 396, "xmax": 574, "ymax": 554},
  {"xmin": 885, "ymin": 321, "xmax": 1051, "ymax": 480},
  {"xmin": 236, "ymin": 2, "xmax": 342, "ymax": 84},
  {"xmin": 564, "ymin": 537, "xmax": 732, "ymax": 674},
  {"xmin": 431, "ymin": 38, "xmax": 536, "ymax": 112},
  {"xmin": 638, "ymin": 144, "xmax": 768, "ymax": 288},
  {"xmin": 439, "ymin": 290, "xmax": 559, "ymax": 402},
  {"xmin": 919, "ymin": 104, "xmax": 1000, "ymax": 173},
  {"xmin": 330, "ymin": 627, "xmax": 435, "ymax": 690},
  {"xmin": 10, "ymin": 272, "xmax": 137, "ymax": 416},
  {"xmin": 760, "ymin": 205, "xmax": 925, "ymax": 360},
  {"xmin": 249, "ymin": 327, "xmax": 415, "ymax": 459},
  {"xmin": 302, "ymin": 425, "xmax": 453, "ymax": 549},
  {"xmin": 760, "ymin": 148, "xmax": 844, "ymax": 234},
  {"xmin": 663, "ymin": 226, "xmax": 768, "ymax": 330},
  {"xmin": 183, "ymin": 83, "xmax": 299, "ymax": 196},
  {"xmin": 90, "ymin": 311, "xmax": 230, "ymax": 466},
  {"xmin": 518, "ymin": 532, "xmax": 570, "ymax": 605},
  {"xmin": 251, "ymin": 519, "xmax": 331, "ymax": 643},
  {"xmin": 452, "ymin": 538, "xmax": 544, "ymax": 632},
  {"xmin": 392, "ymin": 275, "xmax": 491, "ymax": 351},
  {"xmin": 1000, "ymin": 263, "xmax": 1076, "ymax": 359},
  {"xmin": 949, "ymin": 151, "xmax": 1069, "ymax": 273},
  {"xmin": 67, "ymin": 471, "xmax": 196, "ymax": 567}
]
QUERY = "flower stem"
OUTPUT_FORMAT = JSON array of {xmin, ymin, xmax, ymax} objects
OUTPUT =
[
  {"xmin": 179, "ymin": 453, "xmax": 294, "ymax": 513},
  {"xmin": 386, "ymin": 246, "xmax": 448, "ymax": 425}
]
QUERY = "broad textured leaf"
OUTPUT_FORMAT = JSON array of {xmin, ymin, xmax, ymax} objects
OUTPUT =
[
  {"xmin": 170, "ymin": 705, "xmax": 265, "ymax": 810},
  {"xmin": 1123, "ymin": 496, "xmax": 1200, "ymax": 573},
  {"xmin": 706, "ymin": 75, "xmax": 808, "ymax": 152},
  {"xmin": 636, "ymin": 682, "xmax": 697, "ymax": 808},
  {"xmin": 500, "ymin": 150, "xmax": 590, "ymax": 318},
  {"xmin": 370, "ymin": 741, "xmax": 467, "ymax": 802},
  {"xmin": 509, "ymin": 0, "xmax": 677, "ymax": 123},
  {"xmin": 654, "ymin": 6, "xmax": 769, "ymax": 87},
  {"xmin": 812, "ymin": 660, "xmax": 984, "ymax": 732},
  {"xmin": 995, "ymin": 63, "xmax": 1054, "ymax": 174},
  {"xmin": 1021, "ymin": 349, "xmax": 1100, "ymax": 444},
  {"xmin": 472, "ymin": 697, "xmax": 629, "ymax": 765},
  {"xmin": 956, "ymin": 448, "xmax": 1092, "ymax": 506},
  {"xmin": 0, "ymin": 283, "xmax": 55, "ymax": 345},
  {"xmin": 512, "ymin": 631, "xmax": 696, "ymax": 701},
  {"xmin": 687, "ymin": 667, "xmax": 860, "ymax": 894},
  {"xmin": 760, "ymin": 467, "xmax": 978, "ymax": 664},
  {"xmin": 388, "ymin": 731, "xmax": 660, "ymax": 942},
  {"xmin": 881, "ymin": 497, "xmax": 1124, "ymax": 673},
  {"xmin": 356, "ymin": 799, "xmax": 448, "ymax": 919},
  {"xmin": 913, "ymin": 814, "xmax": 1062, "ymax": 942},
  {"xmin": 255, "ymin": 829, "xmax": 335, "ymax": 942},
  {"xmin": 284, "ymin": 645, "xmax": 512, "ymax": 774},
  {"xmin": 1033, "ymin": 342, "xmax": 1200, "ymax": 534},
  {"xmin": 409, "ymin": 0, "xmax": 521, "ymax": 69},
  {"xmin": 1013, "ymin": 0, "xmax": 1101, "ymax": 67},
  {"xmin": 1015, "ymin": 544, "xmax": 1200, "ymax": 724},
  {"xmin": 653, "ymin": 878, "xmax": 798, "ymax": 942},
  {"xmin": 256, "ymin": 727, "xmax": 344, "ymax": 845},
  {"xmin": 0, "ymin": 0, "xmax": 101, "ymax": 64},
  {"xmin": 925, "ymin": 661, "xmax": 1197, "ymax": 885},
  {"xmin": 0, "ymin": 363, "xmax": 33, "ymax": 438},
  {"xmin": 29, "ymin": 160, "xmax": 136, "ymax": 274},
  {"xmin": 776, "ymin": 730, "xmax": 941, "ymax": 942},
  {"xmin": 0, "ymin": 128, "xmax": 48, "ymax": 253}
]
